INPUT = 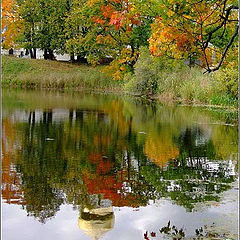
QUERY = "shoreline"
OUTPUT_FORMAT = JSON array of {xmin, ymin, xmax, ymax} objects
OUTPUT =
[
  {"xmin": 3, "ymin": 85, "xmax": 238, "ymax": 112},
  {"xmin": 2, "ymin": 55, "xmax": 238, "ymax": 111}
]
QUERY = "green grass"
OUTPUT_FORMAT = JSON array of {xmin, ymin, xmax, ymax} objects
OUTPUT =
[
  {"xmin": 2, "ymin": 55, "xmax": 122, "ymax": 91},
  {"xmin": 209, "ymin": 94, "xmax": 238, "ymax": 107}
]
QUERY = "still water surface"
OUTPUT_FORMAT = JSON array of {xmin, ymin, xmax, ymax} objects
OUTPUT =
[{"xmin": 2, "ymin": 89, "xmax": 239, "ymax": 240}]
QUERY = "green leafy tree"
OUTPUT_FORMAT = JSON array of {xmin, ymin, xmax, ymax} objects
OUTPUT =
[{"xmin": 19, "ymin": 0, "xmax": 69, "ymax": 59}]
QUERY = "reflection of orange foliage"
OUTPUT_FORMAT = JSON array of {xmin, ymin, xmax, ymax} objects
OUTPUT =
[
  {"xmin": 2, "ymin": 119, "xmax": 25, "ymax": 205},
  {"xmin": 144, "ymin": 136, "xmax": 179, "ymax": 168},
  {"xmin": 83, "ymin": 154, "xmax": 142, "ymax": 207},
  {"xmin": 88, "ymin": 153, "xmax": 113, "ymax": 175},
  {"xmin": 82, "ymin": 103, "xmax": 142, "ymax": 207},
  {"xmin": 83, "ymin": 172, "xmax": 140, "ymax": 207}
]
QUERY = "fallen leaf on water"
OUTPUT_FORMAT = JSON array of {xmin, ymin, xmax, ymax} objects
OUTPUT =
[
  {"xmin": 46, "ymin": 138, "xmax": 54, "ymax": 141},
  {"xmin": 151, "ymin": 232, "xmax": 156, "ymax": 237}
]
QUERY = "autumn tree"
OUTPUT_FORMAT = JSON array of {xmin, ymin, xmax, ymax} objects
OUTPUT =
[
  {"xmin": 2, "ymin": 0, "xmax": 22, "ymax": 50},
  {"xmin": 149, "ymin": 0, "xmax": 239, "ymax": 73},
  {"xmin": 69, "ymin": 0, "xmax": 154, "ymax": 79},
  {"xmin": 3, "ymin": 0, "xmax": 238, "ymax": 74}
]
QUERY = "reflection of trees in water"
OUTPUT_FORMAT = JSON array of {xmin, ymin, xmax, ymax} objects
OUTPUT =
[
  {"xmin": 24, "ymin": 185, "xmax": 64, "ymax": 223},
  {"xmin": 141, "ymin": 162, "xmax": 233, "ymax": 211},
  {"xmin": 177, "ymin": 126, "xmax": 216, "ymax": 163},
  {"xmin": 10, "ymin": 109, "xmax": 149, "ymax": 222},
  {"xmin": 15, "ymin": 110, "xmax": 67, "ymax": 223},
  {"xmin": 2, "ymin": 107, "xmax": 238, "ymax": 223},
  {"xmin": 144, "ymin": 128, "xmax": 179, "ymax": 169},
  {"xmin": 1, "ymin": 118, "xmax": 24, "ymax": 205},
  {"xmin": 140, "ymin": 126, "xmax": 236, "ymax": 211}
]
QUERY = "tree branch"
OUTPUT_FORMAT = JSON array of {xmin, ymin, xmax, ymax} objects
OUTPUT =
[{"xmin": 204, "ymin": 25, "xmax": 239, "ymax": 73}]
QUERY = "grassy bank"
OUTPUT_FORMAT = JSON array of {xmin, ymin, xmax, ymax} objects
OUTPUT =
[
  {"xmin": 124, "ymin": 47, "xmax": 238, "ymax": 108},
  {"xmin": 2, "ymin": 55, "xmax": 238, "ymax": 108},
  {"xmin": 2, "ymin": 55, "xmax": 122, "ymax": 91}
]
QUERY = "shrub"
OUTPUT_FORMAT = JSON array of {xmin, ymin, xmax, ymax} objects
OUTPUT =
[
  {"xmin": 214, "ymin": 66, "xmax": 238, "ymax": 98},
  {"xmin": 178, "ymin": 68, "xmax": 215, "ymax": 103},
  {"xmin": 124, "ymin": 47, "xmax": 158, "ymax": 96},
  {"xmin": 124, "ymin": 47, "xmax": 191, "ymax": 98}
]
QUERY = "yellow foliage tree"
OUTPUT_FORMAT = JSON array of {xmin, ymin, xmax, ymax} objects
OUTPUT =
[{"xmin": 2, "ymin": 0, "xmax": 22, "ymax": 49}]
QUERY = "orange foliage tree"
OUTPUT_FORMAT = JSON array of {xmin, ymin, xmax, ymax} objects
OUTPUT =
[
  {"xmin": 2, "ymin": 0, "xmax": 22, "ymax": 49},
  {"xmin": 75, "ymin": 0, "xmax": 151, "ymax": 79},
  {"xmin": 149, "ymin": 0, "xmax": 239, "ymax": 72}
]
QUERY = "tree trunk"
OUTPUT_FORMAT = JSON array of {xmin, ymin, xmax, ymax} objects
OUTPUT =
[
  {"xmin": 48, "ymin": 49, "xmax": 55, "ymax": 60},
  {"xmin": 43, "ymin": 49, "xmax": 48, "ymax": 60},
  {"xmin": 30, "ymin": 49, "xmax": 34, "ymax": 58},
  {"xmin": 9, "ymin": 48, "xmax": 14, "ymax": 55},
  {"xmin": 77, "ymin": 55, "xmax": 87, "ymax": 63},
  {"xmin": 29, "ymin": 48, "xmax": 36, "ymax": 59},
  {"xmin": 43, "ymin": 49, "xmax": 55, "ymax": 60},
  {"xmin": 33, "ymin": 48, "xmax": 37, "ymax": 59},
  {"xmin": 77, "ymin": 55, "xmax": 81, "ymax": 62},
  {"xmin": 188, "ymin": 55, "xmax": 194, "ymax": 68},
  {"xmin": 70, "ymin": 53, "xmax": 75, "ymax": 62}
]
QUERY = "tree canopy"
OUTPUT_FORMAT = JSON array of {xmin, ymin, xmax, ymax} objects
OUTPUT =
[{"xmin": 2, "ymin": 0, "xmax": 239, "ymax": 73}]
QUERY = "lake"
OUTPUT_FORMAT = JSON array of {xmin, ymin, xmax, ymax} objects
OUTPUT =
[{"xmin": 2, "ymin": 89, "xmax": 239, "ymax": 240}]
